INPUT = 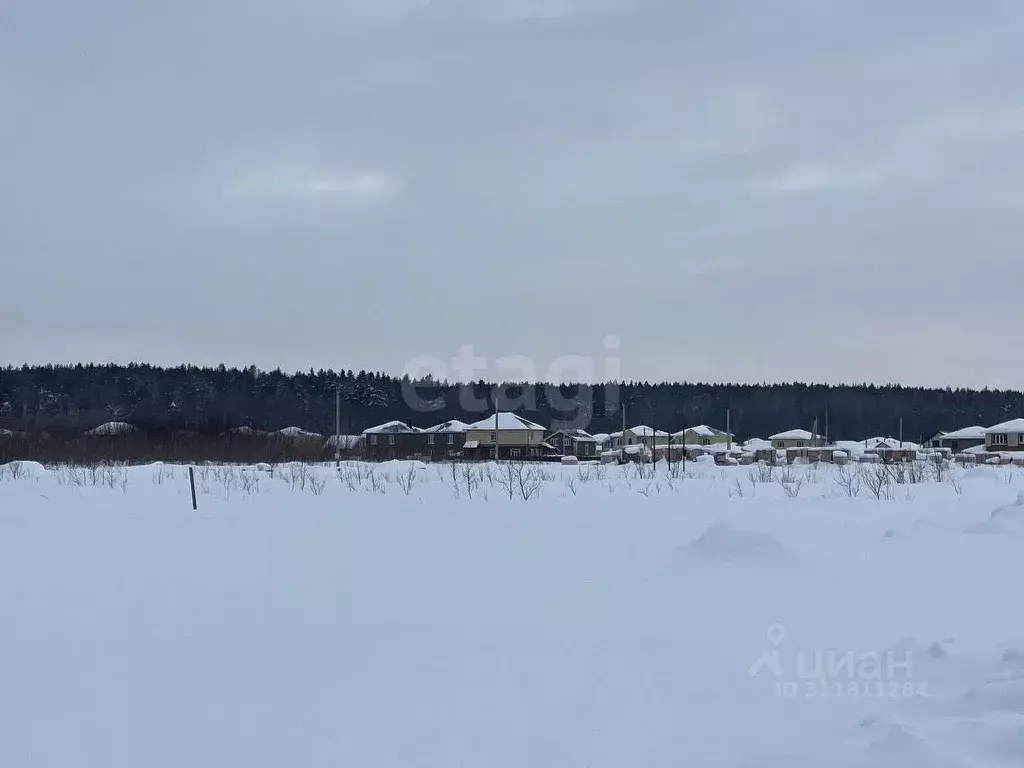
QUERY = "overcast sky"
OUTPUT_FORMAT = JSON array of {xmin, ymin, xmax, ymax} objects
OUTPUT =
[{"xmin": 3, "ymin": 0, "xmax": 1024, "ymax": 388}]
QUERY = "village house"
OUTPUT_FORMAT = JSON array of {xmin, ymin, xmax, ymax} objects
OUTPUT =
[
  {"xmin": 421, "ymin": 419, "xmax": 471, "ymax": 461},
  {"xmin": 985, "ymin": 418, "xmax": 1024, "ymax": 452},
  {"xmin": 361, "ymin": 420, "xmax": 425, "ymax": 460},
  {"xmin": 935, "ymin": 426, "xmax": 987, "ymax": 453},
  {"xmin": 769, "ymin": 429, "xmax": 823, "ymax": 450},
  {"xmin": 462, "ymin": 412, "xmax": 555, "ymax": 460},
  {"xmin": 671, "ymin": 425, "xmax": 732, "ymax": 447},
  {"xmin": 545, "ymin": 429, "xmax": 599, "ymax": 458},
  {"xmin": 610, "ymin": 426, "xmax": 670, "ymax": 451}
]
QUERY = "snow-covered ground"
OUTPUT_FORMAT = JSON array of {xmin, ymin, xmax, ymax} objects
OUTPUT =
[{"xmin": 2, "ymin": 458, "xmax": 1024, "ymax": 767}]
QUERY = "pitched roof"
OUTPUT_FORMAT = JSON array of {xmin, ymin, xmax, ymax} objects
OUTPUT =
[
  {"xmin": 768, "ymin": 428, "xmax": 817, "ymax": 441},
  {"xmin": 275, "ymin": 426, "xmax": 323, "ymax": 439},
  {"xmin": 672, "ymin": 424, "xmax": 727, "ymax": 438},
  {"xmin": 467, "ymin": 412, "xmax": 545, "ymax": 431},
  {"xmin": 85, "ymin": 421, "xmax": 137, "ymax": 436},
  {"xmin": 547, "ymin": 429, "xmax": 596, "ymax": 442},
  {"xmin": 362, "ymin": 420, "xmax": 421, "ymax": 435},
  {"xmin": 423, "ymin": 419, "xmax": 471, "ymax": 434},
  {"xmin": 938, "ymin": 425, "xmax": 987, "ymax": 440},
  {"xmin": 626, "ymin": 425, "xmax": 669, "ymax": 437},
  {"xmin": 986, "ymin": 418, "xmax": 1024, "ymax": 434}
]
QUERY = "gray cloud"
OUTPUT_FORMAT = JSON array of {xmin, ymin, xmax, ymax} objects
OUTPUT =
[{"xmin": 3, "ymin": 0, "xmax": 1024, "ymax": 388}]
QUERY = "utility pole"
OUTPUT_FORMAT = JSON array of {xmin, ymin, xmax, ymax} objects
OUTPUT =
[
  {"xmin": 494, "ymin": 387, "xmax": 500, "ymax": 462},
  {"xmin": 620, "ymin": 403, "xmax": 627, "ymax": 463},
  {"xmin": 899, "ymin": 417, "xmax": 903, "ymax": 448},
  {"xmin": 726, "ymin": 408, "xmax": 732, "ymax": 450},
  {"xmin": 335, "ymin": 385, "xmax": 341, "ymax": 468}
]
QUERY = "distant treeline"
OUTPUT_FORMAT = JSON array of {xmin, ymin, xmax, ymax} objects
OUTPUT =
[{"xmin": 2, "ymin": 363, "xmax": 1023, "ymax": 444}]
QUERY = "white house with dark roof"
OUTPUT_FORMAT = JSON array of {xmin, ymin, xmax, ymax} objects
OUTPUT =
[{"xmin": 985, "ymin": 419, "xmax": 1024, "ymax": 452}]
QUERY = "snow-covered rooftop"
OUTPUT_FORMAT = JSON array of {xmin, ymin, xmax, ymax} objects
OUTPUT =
[
  {"xmin": 85, "ymin": 421, "xmax": 137, "ymax": 436},
  {"xmin": 467, "ymin": 412, "xmax": 545, "ymax": 431},
  {"xmin": 673, "ymin": 425, "xmax": 726, "ymax": 438},
  {"xmin": 275, "ymin": 426, "xmax": 323, "ymax": 439},
  {"xmin": 549, "ymin": 429, "xmax": 596, "ymax": 441},
  {"xmin": 768, "ymin": 429, "xmax": 817, "ymax": 441},
  {"xmin": 742, "ymin": 438, "xmax": 774, "ymax": 451},
  {"xmin": 362, "ymin": 421, "xmax": 421, "ymax": 435},
  {"xmin": 422, "ymin": 420, "xmax": 471, "ymax": 434},
  {"xmin": 626, "ymin": 425, "xmax": 669, "ymax": 438},
  {"xmin": 591, "ymin": 433, "xmax": 610, "ymax": 442},
  {"xmin": 985, "ymin": 418, "xmax": 1024, "ymax": 434},
  {"xmin": 939, "ymin": 426, "xmax": 988, "ymax": 440},
  {"xmin": 867, "ymin": 437, "xmax": 920, "ymax": 450}
]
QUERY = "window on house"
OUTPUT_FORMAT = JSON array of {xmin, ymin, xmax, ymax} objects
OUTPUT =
[
  {"xmin": 447, "ymin": 434, "xmax": 454, "ymax": 444},
  {"xmin": 387, "ymin": 435, "xmax": 395, "ymax": 445},
  {"xmin": 992, "ymin": 433, "xmax": 1008, "ymax": 445},
  {"xmin": 427, "ymin": 435, "xmax": 435, "ymax": 445},
  {"xmin": 510, "ymin": 448, "xmax": 521, "ymax": 458},
  {"xmin": 796, "ymin": 441, "xmax": 805, "ymax": 447},
  {"xmin": 701, "ymin": 438, "xmax": 711, "ymax": 446},
  {"xmin": 490, "ymin": 432, "xmax": 496, "ymax": 441},
  {"xmin": 370, "ymin": 435, "xmax": 378, "ymax": 445}
]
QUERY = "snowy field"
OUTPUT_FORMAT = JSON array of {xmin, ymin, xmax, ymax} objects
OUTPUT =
[{"xmin": 3, "ymin": 458, "xmax": 1024, "ymax": 767}]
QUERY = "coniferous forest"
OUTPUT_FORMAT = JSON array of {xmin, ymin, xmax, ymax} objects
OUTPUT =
[{"xmin": 2, "ymin": 363, "xmax": 1022, "ymax": 445}]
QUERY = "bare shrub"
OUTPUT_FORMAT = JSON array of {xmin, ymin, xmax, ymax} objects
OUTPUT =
[
  {"xmin": 926, "ymin": 456, "xmax": 950, "ymax": 483},
  {"xmin": 495, "ymin": 462, "xmax": 516, "ymax": 500},
  {"xmin": 834, "ymin": 464, "xmax": 862, "ymax": 498},
  {"xmin": 564, "ymin": 474, "xmax": 579, "ymax": 497},
  {"xmin": 239, "ymin": 469, "xmax": 260, "ymax": 495},
  {"xmin": 949, "ymin": 474, "xmax": 964, "ymax": 496},
  {"xmin": 516, "ymin": 464, "xmax": 543, "ymax": 501},
  {"xmin": 368, "ymin": 469, "xmax": 388, "ymax": 495},
  {"xmin": 308, "ymin": 474, "xmax": 327, "ymax": 496},
  {"xmin": 751, "ymin": 462, "xmax": 775, "ymax": 484},
  {"xmin": 864, "ymin": 463, "xmax": 895, "ymax": 500},
  {"xmin": 5, "ymin": 461, "xmax": 28, "ymax": 481},
  {"xmin": 778, "ymin": 472, "xmax": 803, "ymax": 498},
  {"xmin": 460, "ymin": 463, "xmax": 480, "ymax": 499},
  {"xmin": 396, "ymin": 464, "xmax": 418, "ymax": 496}
]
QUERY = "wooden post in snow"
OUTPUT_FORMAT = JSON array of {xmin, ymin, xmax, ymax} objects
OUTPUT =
[
  {"xmin": 335, "ymin": 386, "xmax": 341, "ymax": 469},
  {"xmin": 188, "ymin": 467, "xmax": 198, "ymax": 511}
]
